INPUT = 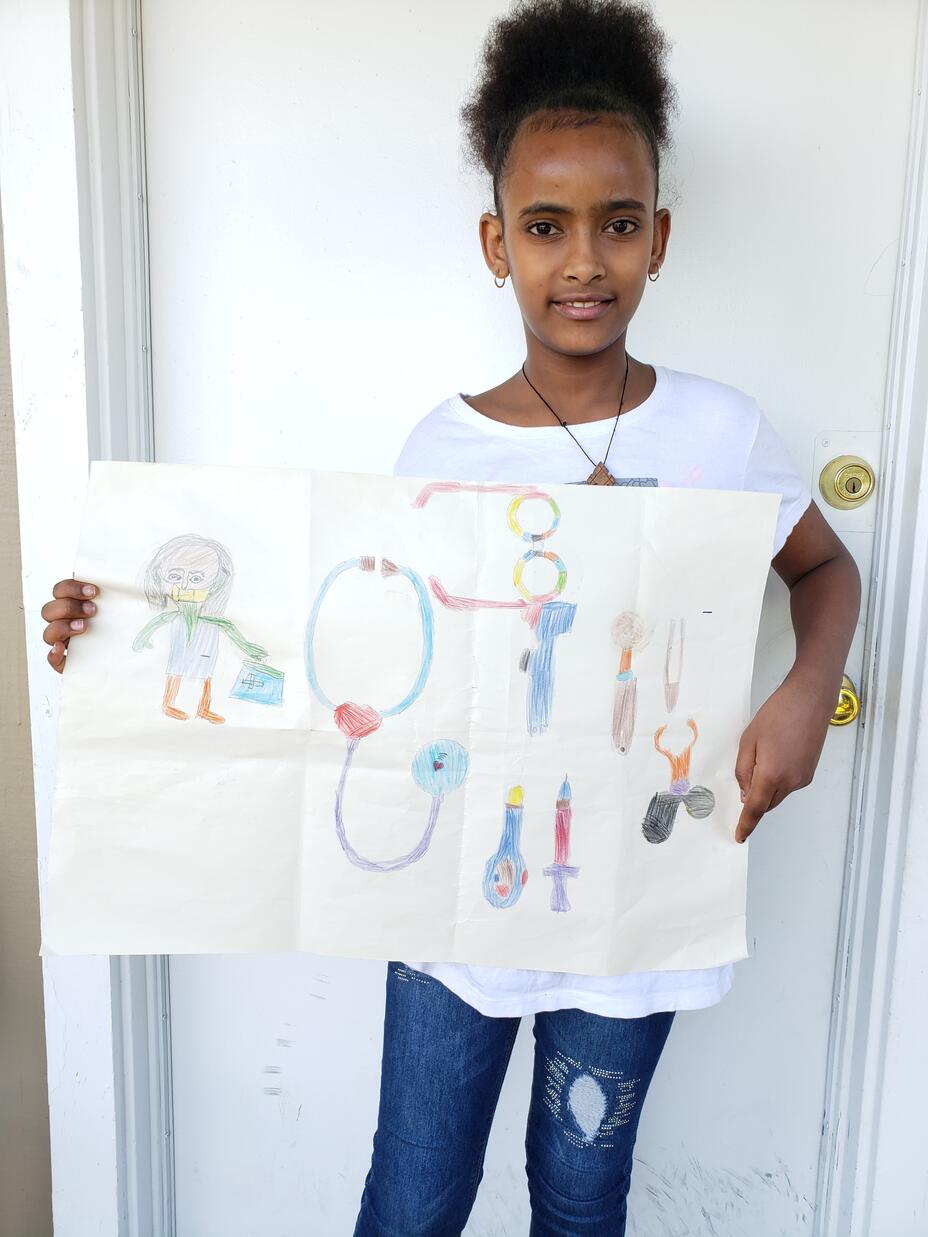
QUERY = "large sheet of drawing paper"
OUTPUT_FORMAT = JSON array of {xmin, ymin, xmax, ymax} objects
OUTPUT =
[{"xmin": 44, "ymin": 461, "xmax": 778, "ymax": 974}]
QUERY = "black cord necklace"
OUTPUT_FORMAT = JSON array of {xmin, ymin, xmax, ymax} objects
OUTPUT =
[{"xmin": 521, "ymin": 352, "xmax": 631, "ymax": 486}]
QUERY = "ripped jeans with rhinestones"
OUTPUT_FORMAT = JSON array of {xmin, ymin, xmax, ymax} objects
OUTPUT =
[{"xmin": 353, "ymin": 962, "xmax": 675, "ymax": 1237}]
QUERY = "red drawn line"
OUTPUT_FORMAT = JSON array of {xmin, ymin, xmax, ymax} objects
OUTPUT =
[
  {"xmin": 414, "ymin": 480, "xmax": 553, "ymax": 509},
  {"xmin": 429, "ymin": 575, "xmax": 526, "ymax": 612}
]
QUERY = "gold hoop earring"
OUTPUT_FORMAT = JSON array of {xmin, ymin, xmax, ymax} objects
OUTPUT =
[
  {"xmin": 494, "ymin": 272, "xmax": 507, "ymax": 288},
  {"xmin": 648, "ymin": 267, "xmax": 661, "ymax": 282}
]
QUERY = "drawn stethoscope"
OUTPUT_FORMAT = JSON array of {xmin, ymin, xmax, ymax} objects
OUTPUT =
[
  {"xmin": 414, "ymin": 481, "xmax": 576, "ymax": 735},
  {"xmin": 305, "ymin": 555, "xmax": 468, "ymax": 872}
]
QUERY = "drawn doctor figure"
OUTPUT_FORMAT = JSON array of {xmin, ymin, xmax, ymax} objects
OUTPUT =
[{"xmin": 133, "ymin": 533, "xmax": 268, "ymax": 724}]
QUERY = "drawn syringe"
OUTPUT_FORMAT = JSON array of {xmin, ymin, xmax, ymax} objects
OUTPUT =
[
  {"xmin": 483, "ymin": 784, "xmax": 528, "ymax": 909},
  {"xmin": 543, "ymin": 776, "xmax": 578, "ymax": 912}
]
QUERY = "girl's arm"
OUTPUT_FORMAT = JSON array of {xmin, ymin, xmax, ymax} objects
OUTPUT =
[
  {"xmin": 199, "ymin": 615, "xmax": 269, "ymax": 660},
  {"xmin": 735, "ymin": 501, "xmax": 861, "ymax": 842},
  {"xmin": 132, "ymin": 610, "xmax": 176, "ymax": 651}
]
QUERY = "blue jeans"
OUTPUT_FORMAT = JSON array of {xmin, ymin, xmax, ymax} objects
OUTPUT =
[{"xmin": 353, "ymin": 963, "xmax": 675, "ymax": 1236}]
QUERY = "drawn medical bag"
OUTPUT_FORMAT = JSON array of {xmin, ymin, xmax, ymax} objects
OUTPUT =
[{"xmin": 230, "ymin": 658, "xmax": 285, "ymax": 707}]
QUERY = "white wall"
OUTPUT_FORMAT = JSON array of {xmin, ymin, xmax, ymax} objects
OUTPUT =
[{"xmin": 143, "ymin": 0, "xmax": 912, "ymax": 471}]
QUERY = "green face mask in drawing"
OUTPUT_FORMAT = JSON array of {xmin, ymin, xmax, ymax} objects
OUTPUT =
[{"xmin": 160, "ymin": 553, "xmax": 221, "ymax": 637}]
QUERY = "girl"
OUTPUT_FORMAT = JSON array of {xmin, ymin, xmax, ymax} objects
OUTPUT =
[{"xmin": 42, "ymin": 1, "xmax": 860, "ymax": 1231}]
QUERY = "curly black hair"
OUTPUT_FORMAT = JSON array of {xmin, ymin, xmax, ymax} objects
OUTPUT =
[{"xmin": 460, "ymin": 0, "xmax": 677, "ymax": 215}]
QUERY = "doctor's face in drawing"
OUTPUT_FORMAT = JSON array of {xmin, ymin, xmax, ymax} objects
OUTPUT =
[{"xmin": 160, "ymin": 546, "xmax": 221, "ymax": 603}]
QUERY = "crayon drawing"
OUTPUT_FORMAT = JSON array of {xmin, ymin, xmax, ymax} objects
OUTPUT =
[
  {"xmin": 46, "ymin": 461, "xmax": 780, "ymax": 973},
  {"xmin": 483, "ymin": 784, "xmax": 528, "ymax": 908},
  {"xmin": 641, "ymin": 719, "xmax": 716, "ymax": 844},
  {"xmin": 611, "ymin": 611, "xmax": 651, "ymax": 754},
  {"xmin": 543, "ymin": 776, "xmax": 579, "ymax": 913},
  {"xmin": 664, "ymin": 618, "xmax": 685, "ymax": 711},
  {"xmin": 133, "ymin": 533, "xmax": 276, "ymax": 723},
  {"xmin": 305, "ymin": 555, "xmax": 469, "ymax": 872},
  {"xmin": 415, "ymin": 481, "xmax": 576, "ymax": 735},
  {"xmin": 334, "ymin": 737, "xmax": 469, "ymax": 872}
]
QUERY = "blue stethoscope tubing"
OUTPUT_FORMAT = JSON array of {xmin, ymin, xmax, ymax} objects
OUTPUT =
[{"xmin": 305, "ymin": 557, "xmax": 433, "ymax": 716}]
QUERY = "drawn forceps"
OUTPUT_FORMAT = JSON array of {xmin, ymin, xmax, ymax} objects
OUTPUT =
[
  {"xmin": 414, "ymin": 482, "xmax": 577, "ymax": 735},
  {"xmin": 305, "ymin": 556, "xmax": 468, "ymax": 872}
]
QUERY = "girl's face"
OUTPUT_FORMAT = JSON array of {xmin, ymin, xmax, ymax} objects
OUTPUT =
[{"xmin": 481, "ymin": 115, "xmax": 670, "ymax": 359}]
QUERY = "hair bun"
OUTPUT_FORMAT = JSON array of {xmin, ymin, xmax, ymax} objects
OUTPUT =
[{"xmin": 461, "ymin": 0, "xmax": 677, "ymax": 209}]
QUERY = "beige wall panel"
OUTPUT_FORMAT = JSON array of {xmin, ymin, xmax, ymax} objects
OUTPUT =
[{"xmin": 0, "ymin": 202, "xmax": 53, "ymax": 1237}]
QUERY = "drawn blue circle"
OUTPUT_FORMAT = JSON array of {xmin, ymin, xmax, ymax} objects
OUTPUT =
[{"xmin": 411, "ymin": 740, "xmax": 469, "ymax": 796}]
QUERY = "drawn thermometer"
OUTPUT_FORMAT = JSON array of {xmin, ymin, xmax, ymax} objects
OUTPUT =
[
  {"xmin": 483, "ymin": 785, "xmax": 528, "ymax": 908},
  {"xmin": 415, "ymin": 481, "xmax": 576, "ymax": 736},
  {"xmin": 664, "ymin": 618, "xmax": 685, "ymax": 711}
]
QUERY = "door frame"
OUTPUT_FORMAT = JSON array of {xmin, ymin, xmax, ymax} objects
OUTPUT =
[
  {"xmin": 71, "ymin": 2, "xmax": 175, "ymax": 1235},
  {"xmin": 54, "ymin": 1, "xmax": 928, "ymax": 1232},
  {"xmin": 815, "ymin": 5, "xmax": 928, "ymax": 1232}
]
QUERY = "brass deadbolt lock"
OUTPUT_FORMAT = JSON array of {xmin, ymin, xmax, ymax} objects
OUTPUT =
[
  {"xmin": 830, "ymin": 674, "xmax": 860, "ymax": 726},
  {"xmin": 819, "ymin": 455, "xmax": 876, "ymax": 510}
]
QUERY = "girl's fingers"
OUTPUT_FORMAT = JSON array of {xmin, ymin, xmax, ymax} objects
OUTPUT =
[
  {"xmin": 735, "ymin": 773, "xmax": 778, "ymax": 843},
  {"xmin": 51, "ymin": 579, "xmax": 99, "ymax": 601},
  {"xmin": 42, "ymin": 583, "xmax": 98, "ymax": 668},
  {"xmin": 47, "ymin": 640, "xmax": 68, "ymax": 673},
  {"xmin": 41, "ymin": 597, "xmax": 96, "ymax": 623},
  {"xmin": 733, "ymin": 732, "xmax": 756, "ymax": 799},
  {"xmin": 43, "ymin": 617, "xmax": 88, "ymax": 646}
]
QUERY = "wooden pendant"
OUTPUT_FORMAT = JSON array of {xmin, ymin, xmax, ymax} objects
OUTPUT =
[{"xmin": 585, "ymin": 461, "xmax": 616, "ymax": 486}]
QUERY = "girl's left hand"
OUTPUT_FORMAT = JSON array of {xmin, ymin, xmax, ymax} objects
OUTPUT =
[{"xmin": 733, "ymin": 675, "xmax": 834, "ymax": 843}]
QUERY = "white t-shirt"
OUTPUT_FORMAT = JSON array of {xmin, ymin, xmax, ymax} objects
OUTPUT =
[{"xmin": 393, "ymin": 364, "xmax": 813, "ymax": 1019}]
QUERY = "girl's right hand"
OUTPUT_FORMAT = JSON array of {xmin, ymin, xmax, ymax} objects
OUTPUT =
[{"xmin": 41, "ymin": 579, "xmax": 99, "ymax": 673}]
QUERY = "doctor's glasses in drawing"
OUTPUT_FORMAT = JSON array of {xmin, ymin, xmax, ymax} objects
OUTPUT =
[{"xmin": 304, "ymin": 555, "xmax": 469, "ymax": 873}]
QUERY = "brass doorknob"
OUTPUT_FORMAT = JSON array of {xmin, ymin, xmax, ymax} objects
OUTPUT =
[
  {"xmin": 831, "ymin": 674, "xmax": 860, "ymax": 726},
  {"xmin": 819, "ymin": 455, "xmax": 876, "ymax": 509}
]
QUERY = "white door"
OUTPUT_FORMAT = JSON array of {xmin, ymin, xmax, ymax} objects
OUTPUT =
[{"xmin": 137, "ymin": 2, "xmax": 920, "ymax": 1233}]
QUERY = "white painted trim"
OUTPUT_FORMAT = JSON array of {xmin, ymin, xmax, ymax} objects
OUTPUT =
[
  {"xmin": 111, "ymin": 957, "xmax": 176, "ymax": 1237},
  {"xmin": 1, "ymin": 2, "xmax": 121, "ymax": 1233},
  {"xmin": 72, "ymin": 2, "xmax": 173, "ymax": 1234},
  {"xmin": 816, "ymin": 4, "xmax": 928, "ymax": 1233},
  {"xmin": 73, "ymin": 0, "xmax": 154, "ymax": 463}
]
